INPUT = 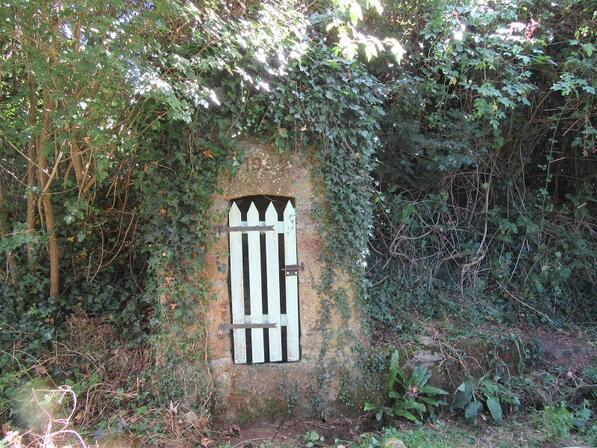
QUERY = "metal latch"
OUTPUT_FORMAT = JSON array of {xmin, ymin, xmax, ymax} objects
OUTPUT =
[
  {"xmin": 217, "ymin": 225, "xmax": 274, "ymax": 236},
  {"xmin": 281, "ymin": 262, "xmax": 304, "ymax": 276},
  {"xmin": 218, "ymin": 322, "xmax": 276, "ymax": 335}
]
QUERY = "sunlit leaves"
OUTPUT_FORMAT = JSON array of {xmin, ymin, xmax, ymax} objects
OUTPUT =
[
  {"xmin": 0, "ymin": 0, "xmax": 317, "ymax": 340},
  {"xmin": 367, "ymin": 0, "xmax": 384, "ymax": 15},
  {"xmin": 227, "ymin": 42, "xmax": 382, "ymax": 269},
  {"xmin": 386, "ymin": 38, "xmax": 406, "ymax": 63},
  {"xmin": 349, "ymin": 2, "xmax": 363, "ymax": 25},
  {"xmin": 328, "ymin": 0, "xmax": 405, "ymax": 63}
]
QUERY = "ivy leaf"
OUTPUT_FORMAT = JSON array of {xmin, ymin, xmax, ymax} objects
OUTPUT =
[{"xmin": 559, "ymin": 267, "xmax": 571, "ymax": 280}]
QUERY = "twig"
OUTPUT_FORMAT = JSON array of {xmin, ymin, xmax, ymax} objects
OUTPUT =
[{"xmin": 496, "ymin": 281, "xmax": 556, "ymax": 326}]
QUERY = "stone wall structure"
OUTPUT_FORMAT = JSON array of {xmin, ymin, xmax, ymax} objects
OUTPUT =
[{"xmin": 202, "ymin": 141, "xmax": 362, "ymax": 421}]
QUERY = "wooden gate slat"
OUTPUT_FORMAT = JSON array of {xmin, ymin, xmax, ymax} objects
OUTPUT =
[
  {"xmin": 247, "ymin": 202, "xmax": 265, "ymax": 363},
  {"xmin": 228, "ymin": 202, "xmax": 246, "ymax": 364},
  {"xmin": 284, "ymin": 201, "xmax": 300, "ymax": 361},
  {"xmin": 265, "ymin": 203, "xmax": 283, "ymax": 362}
]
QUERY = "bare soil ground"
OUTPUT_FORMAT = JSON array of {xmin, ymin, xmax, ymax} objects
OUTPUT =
[
  {"xmin": 531, "ymin": 327, "xmax": 596, "ymax": 371},
  {"xmin": 209, "ymin": 416, "xmax": 592, "ymax": 447},
  {"xmin": 210, "ymin": 417, "xmax": 366, "ymax": 447},
  {"xmin": 208, "ymin": 325, "xmax": 596, "ymax": 448}
]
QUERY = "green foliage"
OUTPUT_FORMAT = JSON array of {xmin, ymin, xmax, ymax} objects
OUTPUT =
[
  {"xmin": 0, "ymin": 0, "xmax": 308, "ymax": 337},
  {"xmin": 0, "ymin": 0, "xmax": 595, "ymax": 436},
  {"xmin": 537, "ymin": 403, "xmax": 574, "ymax": 441},
  {"xmin": 367, "ymin": 0, "xmax": 596, "ymax": 330},
  {"xmin": 218, "ymin": 38, "xmax": 383, "ymax": 413},
  {"xmin": 571, "ymin": 400, "xmax": 593, "ymax": 432},
  {"xmin": 365, "ymin": 351, "xmax": 447, "ymax": 423},
  {"xmin": 0, "ymin": 356, "xmax": 29, "ymax": 419},
  {"xmin": 534, "ymin": 400, "xmax": 595, "ymax": 442},
  {"xmin": 351, "ymin": 425, "xmax": 477, "ymax": 448},
  {"xmin": 452, "ymin": 376, "xmax": 520, "ymax": 425},
  {"xmin": 304, "ymin": 430, "xmax": 326, "ymax": 447},
  {"xmin": 223, "ymin": 41, "xmax": 382, "ymax": 274},
  {"xmin": 327, "ymin": 0, "xmax": 405, "ymax": 61},
  {"xmin": 0, "ymin": 0, "xmax": 322, "ymax": 426}
]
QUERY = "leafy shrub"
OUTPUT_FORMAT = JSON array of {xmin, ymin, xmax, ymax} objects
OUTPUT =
[
  {"xmin": 365, "ymin": 351, "xmax": 447, "ymax": 423},
  {"xmin": 585, "ymin": 424, "xmax": 597, "ymax": 447},
  {"xmin": 303, "ymin": 430, "xmax": 326, "ymax": 448},
  {"xmin": 533, "ymin": 401, "xmax": 595, "ymax": 445},
  {"xmin": 571, "ymin": 400, "xmax": 593, "ymax": 432},
  {"xmin": 352, "ymin": 425, "xmax": 476, "ymax": 448},
  {"xmin": 581, "ymin": 367, "xmax": 597, "ymax": 401},
  {"xmin": 452, "ymin": 376, "xmax": 520, "ymax": 425},
  {"xmin": 366, "ymin": 0, "xmax": 597, "ymax": 331},
  {"xmin": 538, "ymin": 404, "xmax": 574, "ymax": 441}
]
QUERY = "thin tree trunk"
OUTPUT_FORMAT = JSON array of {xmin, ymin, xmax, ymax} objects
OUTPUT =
[
  {"xmin": 26, "ymin": 71, "xmax": 37, "ymax": 268},
  {"xmin": 70, "ymin": 19, "xmax": 85, "ymax": 191},
  {"xmin": 0, "ymin": 181, "xmax": 18, "ymax": 284},
  {"xmin": 37, "ymin": 90, "xmax": 60, "ymax": 297}
]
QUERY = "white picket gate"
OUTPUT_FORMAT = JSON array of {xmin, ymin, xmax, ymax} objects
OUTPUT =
[{"xmin": 228, "ymin": 199, "xmax": 300, "ymax": 364}]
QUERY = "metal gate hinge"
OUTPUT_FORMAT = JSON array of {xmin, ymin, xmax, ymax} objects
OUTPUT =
[{"xmin": 281, "ymin": 262, "xmax": 304, "ymax": 276}]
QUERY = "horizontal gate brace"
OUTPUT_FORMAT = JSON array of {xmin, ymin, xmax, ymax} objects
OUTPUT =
[
  {"xmin": 218, "ymin": 322, "xmax": 277, "ymax": 335},
  {"xmin": 217, "ymin": 224, "xmax": 274, "ymax": 236},
  {"xmin": 281, "ymin": 262, "xmax": 304, "ymax": 276}
]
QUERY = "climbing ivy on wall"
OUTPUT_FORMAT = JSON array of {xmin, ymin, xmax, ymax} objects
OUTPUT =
[
  {"xmin": 230, "ymin": 42, "xmax": 383, "ymax": 273},
  {"xmin": 136, "ymin": 14, "xmax": 386, "ymax": 415},
  {"xmin": 208, "ymin": 40, "xmax": 385, "ymax": 414}
]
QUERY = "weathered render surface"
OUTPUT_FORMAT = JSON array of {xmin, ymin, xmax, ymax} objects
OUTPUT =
[{"xmin": 202, "ymin": 141, "xmax": 362, "ymax": 422}]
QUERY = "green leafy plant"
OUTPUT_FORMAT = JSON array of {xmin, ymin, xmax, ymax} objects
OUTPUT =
[
  {"xmin": 572, "ymin": 400, "xmax": 593, "ymax": 431},
  {"xmin": 452, "ymin": 376, "xmax": 520, "ymax": 425},
  {"xmin": 365, "ymin": 351, "xmax": 447, "ymax": 423},
  {"xmin": 539, "ymin": 403, "xmax": 574, "ymax": 441},
  {"xmin": 533, "ymin": 401, "xmax": 594, "ymax": 445},
  {"xmin": 304, "ymin": 430, "xmax": 325, "ymax": 447}
]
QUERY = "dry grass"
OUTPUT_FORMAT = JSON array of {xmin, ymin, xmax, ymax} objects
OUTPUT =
[
  {"xmin": 2, "ymin": 386, "xmax": 87, "ymax": 448},
  {"xmin": 2, "ymin": 312, "xmax": 210, "ymax": 448}
]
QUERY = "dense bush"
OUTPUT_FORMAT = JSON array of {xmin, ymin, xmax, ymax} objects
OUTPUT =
[{"xmin": 366, "ymin": 0, "xmax": 596, "ymax": 328}]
